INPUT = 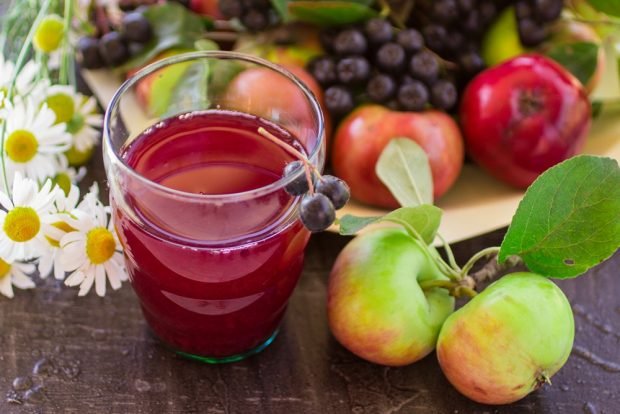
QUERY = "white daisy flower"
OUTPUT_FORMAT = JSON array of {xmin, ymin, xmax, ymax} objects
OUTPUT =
[
  {"xmin": 38, "ymin": 184, "xmax": 81, "ymax": 280},
  {"xmin": 0, "ymin": 56, "xmax": 39, "ymax": 98},
  {"xmin": 0, "ymin": 173, "xmax": 59, "ymax": 261},
  {"xmin": 2, "ymin": 98, "xmax": 72, "ymax": 184},
  {"xmin": 44, "ymin": 85, "xmax": 102, "ymax": 153},
  {"xmin": 53, "ymin": 155, "xmax": 87, "ymax": 195},
  {"xmin": 61, "ymin": 191, "xmax": 127, "ymax": 297},
  {"xmin": 0, "ymin": 258, "xmax": 36, "ymax": 298}
]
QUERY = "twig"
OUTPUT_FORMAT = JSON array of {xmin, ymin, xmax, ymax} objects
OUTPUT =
[{"xmin": 469, "ymin": 254, "xmax": 522, "ymax": 285}]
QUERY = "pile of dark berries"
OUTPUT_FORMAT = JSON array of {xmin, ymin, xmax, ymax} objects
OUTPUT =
[
  {"xmin": 219, "ymin": 0, "xmax": 280, "ymax": 32},
  {"xmin": 79, "ymin": 9, "xmax": 153, "ymax": 69},
  {"xmin": 307, "ymin": 17, "xmax": 458, "ymax": 119}
]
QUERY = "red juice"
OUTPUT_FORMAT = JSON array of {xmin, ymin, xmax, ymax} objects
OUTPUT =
[{"xmin": 113, "ymin": 110, "xmax": 311, "ymax": 360}]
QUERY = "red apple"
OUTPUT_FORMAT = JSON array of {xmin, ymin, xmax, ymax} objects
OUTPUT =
[
  {"xmin": 189, "ymin": 0, "xmax": 222, "ymax": 19},
  {"xmin": 460, "ymin": 54, "xmax": 591, "ymax": 189},
  {"xmin": 224, "ymin": 64, "xmax": 332, "ymax": 143},
  {"xmin": 332, "ymin": 105, "xmax": 465, "ymax": 209}
]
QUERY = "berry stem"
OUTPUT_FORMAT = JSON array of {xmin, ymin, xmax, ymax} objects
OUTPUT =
[{"xmin": 258, "ymin": 127, "xmax": 318, "ymax": 194}]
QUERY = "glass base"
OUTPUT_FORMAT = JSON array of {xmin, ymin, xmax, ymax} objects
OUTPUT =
[{"xmin": 172, "ymin": 329, "xmax": 280, "ymax": 364}]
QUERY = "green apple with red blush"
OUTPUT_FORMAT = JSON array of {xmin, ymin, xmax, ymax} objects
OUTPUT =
[{"xmin": 328, "ymin": 227, "xmax": 454, "ymax": 366}]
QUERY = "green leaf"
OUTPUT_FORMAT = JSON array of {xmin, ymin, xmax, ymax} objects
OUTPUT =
[
  {"xmin": 119, "ymin": 3, "xmax": 204, "ymax": 72},
  {"xmin": 382, "ymin": 205, "xmax": 442, "ymax": 245},
  {"xmin": 338, "ymin": 205, "xmax": 442, "ymax": 245},
  {"xmin": 339, "ymin": 215, "xmax": 381, "ymax": 235},
  {"xmin": 546, "ymin": 42, "xmax": 599, "ymax": 86},
  {"xmin": 167, "ymin": 60, "xmax": 210, "ymax": 117},
  {"xmin": 271, "ymin": 0, "xmax": 291, "ymax": 21},
  {"xmin": 376, "ymin": 138, "xmax": 433, "ymax": 207},
  {"xmin": 499, "ymin": 155, "xmax": 620, "ymax": 279},
  {"xmin": 587, "ymin": 0, "xmax": 620, "ymax": 17},
  {"xmin": 287, "ymin": 1, "xmax": 377, "ymax": 26}
]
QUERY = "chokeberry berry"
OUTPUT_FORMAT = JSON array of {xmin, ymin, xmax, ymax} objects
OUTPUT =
[
  {"xmin": 308, "ymin": 56, "xmax": 337, "ymax": 87},
  {"xmin": 367, "ymin": 74, "xmax": 396, "ymax": 103},
  {"xmin": 316, "ymin": 175, "xmax": 350, "ymax": 210},
  {"xmin": 365, "ymin": 18, "xmax": 393, "ymax": 45},
  {"xmin": 423, "ymin": 25, "xmax": 448, "ymax": 54},
  {"xmin": 518, "ymin": 18, "xmax": 548, "ymax": 47},
  {"xmin": 122, "ymin": 12, "xmax": 152, "ymax": 44},
  {"xmin": 533, "ymin": 0, "xmax": 563, "ymax": 22},
  {"xmin": 98, "ymin": 32, "xmax": 129, "ymax": 67},
  {"xmin": 300, "ymin": 193, "xmax": 336, "ymax": 233},
  {"xmin": 325, "ymin": 86, "xmax": 355, "ymax": 117},
  {"xmin": 333, "ymin": 29, "xmax": 368, "ymax": 56},
  {"xmin": 396, "ymin": 29, "xmax": 424, "ymax": 54},
  {"xmin": 283, "ymin": 160, "xmax": 311, "ymax": 196},
  {"xmin": 458, "ymin": 51, "xmax": 485, "ymax": 75},
  {"xmin": 398, "ymin": 81, "xmax": 429, "ymax": 112},
  {"xmin": 78, "ymin": 37, "xmax": 104, "ymax": 69},
  {"xmin": 376, "ymin": 42, "xmax": 406, "ymax": 73},
  {"xmin": 337, "ymin": 56, "xmax": 371, "ymax": 85},
  {"xmin": 430, "ymin": 80, "xmax": 458, "ymax": 110},
  {"xmin": 409, "ymin": 51, "xmax": 440, "ymax": 85},
  {"xmin": 432, "ymin": 0, "xmax": 459, "ymax": 24}
]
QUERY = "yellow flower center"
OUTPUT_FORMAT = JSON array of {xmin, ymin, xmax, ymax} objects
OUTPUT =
[
  {"xmin": 5, "ymin": 129, "xmax": 38, "ymax": 163},
  {"xmin": 33, "ymin": 14, "xmax": 65, "ymax": 54},
  {"xmin": 45, "ymin": 221, "xmax": 75, "ymax": 248},
  {"xmin": 86, "ymin": 227, "xmax": 116, "ymax": 264},
  {"xmin": 53, "ymin": 172, "xmax": 72, "ymax": 196},
  {"xmin": 45, "ymin": 93, "xmax": 75, "ymax": 124},
  {"xmin": 3, "ymin": 207, "xmax": 40, "ymax": 242},
  {"xmin": 0, "ymin": 258, "xmax": 11, "ymax": 278}
]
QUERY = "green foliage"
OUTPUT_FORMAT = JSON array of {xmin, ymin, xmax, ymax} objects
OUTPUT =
[
  {"xmin": 546, "ymin": 42, "xmax": 600, "ymax": 86},
  {"xmin": 499, "ymin": 156, "xmax": 620, "ymax": 279}
]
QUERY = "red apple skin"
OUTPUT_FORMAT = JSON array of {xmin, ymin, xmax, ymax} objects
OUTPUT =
[
  {"xmin": 224, "ymin": 64, "xmax": 332, "ymax": 143},
  {"xmin": 332, "ymin": 105, "xmax": 465, "ymax": 209},
  {"xmin": 189, "ymin": 0, "xmax": 222, "ymax": 19},
  {"xmin": 460, "ymin": 54, "xmax": 591, "ymax": 189}
]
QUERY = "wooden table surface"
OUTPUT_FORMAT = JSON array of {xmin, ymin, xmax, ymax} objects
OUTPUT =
[
  {"xmin": 0, "ymin": 149, "xmax": 618, "ymax": 413},
  {"xmin": 0, "ymin": 3, "xmax": 619, "ymax": 411}
]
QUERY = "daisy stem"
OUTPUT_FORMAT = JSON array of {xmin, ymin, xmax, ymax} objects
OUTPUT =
[
  {"xmin": 0, "ymin": 0, "xmax": 53, "ymax": 196},
  {"xmin": 59, "ymin": 0, "xmax": 75, "ymax": 86}
]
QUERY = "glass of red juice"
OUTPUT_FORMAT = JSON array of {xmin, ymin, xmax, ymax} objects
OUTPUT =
[{"xmin": 103, "ymin": 51, "xmax": 325, "ymax": 363}]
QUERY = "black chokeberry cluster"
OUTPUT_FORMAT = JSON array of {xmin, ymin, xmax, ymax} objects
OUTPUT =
[
  {"xmin": 283, "ymin": 161, "xmax": 350, "ymax": 233},
  {"xmin": 308, "ymin": 18, "xmax": 459, "ymax": 120},
  {"xmin": 219, "ymin": 0, "xmax": 280, "ymax": 32},
  {"xmin": 514, "ymin": 0, "xmax": 564, "ymax": 47},
  {"xmin": 408, "ymin": 0, "xmax": 563, "ymax": 88},
  {"xmin": 79, "ymin": 10, "xmax": 154, "ymax": 69}
]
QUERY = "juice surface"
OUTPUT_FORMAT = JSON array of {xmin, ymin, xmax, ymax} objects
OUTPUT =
[{"xmin": 114, "ymin": 110, "xmax": 310, "ymax": 357}]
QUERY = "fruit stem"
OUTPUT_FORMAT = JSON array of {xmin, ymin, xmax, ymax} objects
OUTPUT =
[
  {"xmin": 460, "ymin": 246, "xmax": 501, "ymax": 279},
  {"xmin": 258, "ymin": 127, "xmax": 318, "ymax": 195},
  {"xmin": 437, "ymin": 233, "xmax": 461, "ymax": 273},
  {"xmin": 419, "ymin": 279, "xmax": 455, "ymax": 291}
]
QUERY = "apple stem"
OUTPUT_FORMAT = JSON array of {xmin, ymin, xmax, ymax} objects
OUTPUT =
[
  {"xmin": 258, "ymin": 127, "xmax": 320, "ymax": 194},
  {"xmin": 460, "ymin": 247, "xmax": 502, "ymax": 279},
  {"xmin": 419, "ymin": 279, "xmax": 455, "ymax": 291}
]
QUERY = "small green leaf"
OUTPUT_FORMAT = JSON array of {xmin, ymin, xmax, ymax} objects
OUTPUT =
[
  {"xmin": 119, "ymin": 3, "xmax": 204, "ymax": 72},
  {"xmin": 288, "ymin": 1, "xmax": 377, "ymax": 26},
  {"xmin": 546, "ymin": 42, "xmax": 599, "ymax": 86},
  {"xmin": 376, "ymin": 138, "xmax": 433, "ymax": 207},
  {"xmin": 587, "ymin": 0, "xmax": 620, "ymax": 17},
  {"xmin": 271, "ymin": 0, "xmax": 291, "ymax": 21},
  {"xmin": 499, "ymin": 155, "xmax": 620, "ymax": 279},
  {"xmin": 167, "ymin": 60, "xmax": 210, "ymax": 117},
  {"xmin": 339, "ymin": 215, "xmax": 381, "ymax": 235},
  {"xmin": 338, "ymin": 205, "xmax": 442, "ymax": 244},
  {"xmin": 382, "ymin": 205, "xmax": 442, "ymax": 245}
]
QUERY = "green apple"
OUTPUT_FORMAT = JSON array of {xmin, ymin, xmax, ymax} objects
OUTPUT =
[
  {"xmin": 327, "ymin": 228, "xmax": 455, "ymax": 366},
  {"xmin": 437, "ymin": 272, "xmax": 574, "ymax": 405},
  {"xmin": 482, "ymin": 7, "xmax": 527, "ymax": 67}
]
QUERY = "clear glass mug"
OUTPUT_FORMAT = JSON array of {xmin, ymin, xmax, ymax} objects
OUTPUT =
[{"xmin": 103, "ymin": 51, "xmax": 325, "ymax": 363}]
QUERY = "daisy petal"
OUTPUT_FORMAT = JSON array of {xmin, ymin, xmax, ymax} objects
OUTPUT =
[{"xmin": 95, "ymin": 265, "xmax": 106, "ymax": 297}]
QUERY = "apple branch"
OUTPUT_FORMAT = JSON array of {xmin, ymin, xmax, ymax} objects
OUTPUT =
[{"xmin": 258, "ymin": 127, "xmax": 317, "ymax": 195}]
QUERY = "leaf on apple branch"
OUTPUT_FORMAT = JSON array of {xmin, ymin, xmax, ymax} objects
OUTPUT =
[
  {"xmin": 339, "ymin": 205, "xmax": 442, "ymax": 245},
  {"xmin": 546, "ymin": 42, "xmax": 599, "ymax": 87},
  {"xmin": 499, "ymin": 155, "xmax": 620, "ymax": 279},
  {"xmin": 286, "ymin": 1, "xmax": 378, "ymax": 26}
]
